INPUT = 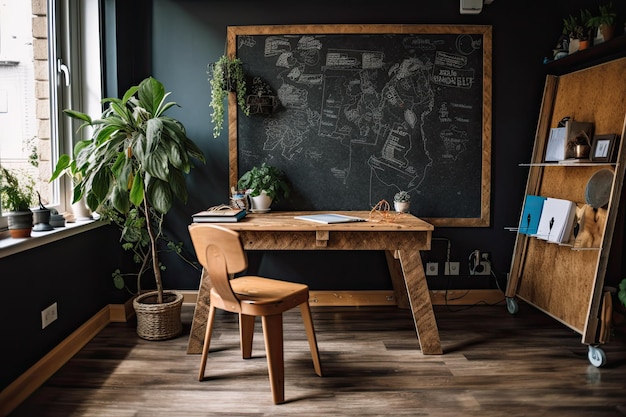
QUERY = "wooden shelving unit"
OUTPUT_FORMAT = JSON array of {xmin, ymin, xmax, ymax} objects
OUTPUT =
[
  {"xmin": 544, "ymin": 35, "xmax": 626, "ymax": 75},
  {"xmin": 506, "ymin": 57, "xmax": 626, "ymax": 367}
]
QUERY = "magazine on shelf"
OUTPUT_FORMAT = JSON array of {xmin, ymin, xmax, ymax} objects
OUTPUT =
[
  {"xmin": 534, "ymin": 198, "xmax": 577, "ymax": 243},
  {"xmin": 518, "ymin": 195, "xmax": 546, "ymax": 236}
]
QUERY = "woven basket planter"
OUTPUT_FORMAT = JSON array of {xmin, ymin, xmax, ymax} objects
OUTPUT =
[{"xmin": 133, "ymin": 291, "xmax": 183, "ymax": 341}]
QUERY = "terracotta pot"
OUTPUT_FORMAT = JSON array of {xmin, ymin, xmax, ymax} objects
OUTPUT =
[
  {"xmin": 578, "ymin": 40, "xmax": 590, "ymax": 51},
  {"xmin": 599, "ymin": 24, "xmax": 615, "ymax": 42},
  {"xmin": 7, "ymin": 210, "xmax": 33, "ymax": 238}
]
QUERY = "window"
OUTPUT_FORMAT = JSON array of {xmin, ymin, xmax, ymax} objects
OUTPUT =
[{"xmin": 0, "ymin": 0, "xmax": 102, "ymax": 232}]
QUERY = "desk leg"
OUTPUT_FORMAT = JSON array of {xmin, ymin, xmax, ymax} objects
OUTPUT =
[
  {"xmin": 398, "ymin": 250, "xmax": 443, "ymax": 355},
  {"xmin": 188, "ymin": 268, "xmax": 211, "ymax": 354},
  {"xmin": 385, "ymin": 250, "xmax": 410, "ymax": 309}
]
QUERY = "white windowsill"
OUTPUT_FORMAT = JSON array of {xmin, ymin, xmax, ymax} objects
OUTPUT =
[{"xmin": 0, "ymin": 219, "xmax": 105, "ymax": 259}]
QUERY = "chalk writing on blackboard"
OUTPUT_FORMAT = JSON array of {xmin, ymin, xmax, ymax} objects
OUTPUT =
[{"xmin": 229, "ymin": 25, "xmax": 492, "ymax": 227}]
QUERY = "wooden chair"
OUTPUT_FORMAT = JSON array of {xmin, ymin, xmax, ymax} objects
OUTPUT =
[{"xmin": 188, "ymin": 223, "xmax": 323, "ymax": 404}]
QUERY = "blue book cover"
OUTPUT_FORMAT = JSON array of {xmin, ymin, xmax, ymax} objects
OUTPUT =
[{"xmin": 519, "ymin": 195, "xmax": 546, "ymax": 235}]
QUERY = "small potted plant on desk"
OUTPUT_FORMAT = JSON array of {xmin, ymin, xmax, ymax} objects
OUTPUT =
[
  {"xmin": 393, "ymin": 190, "xmax": 411, "ymax": 213},
  {"xmin": 63, "ymin": 77, "xmax": 205, "ymax": 340},
  {"xmin": 237, "ymin": 162, "xmax": 290, "ymax": 212},
  {"xmin": 0, "ymin": 167, "xmax": 35, "ymax": 238}
]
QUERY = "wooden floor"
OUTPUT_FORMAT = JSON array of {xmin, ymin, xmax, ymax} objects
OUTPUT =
[{"xmin": 9, "ymin": 301, "xmax": 626, "ymax": 417}]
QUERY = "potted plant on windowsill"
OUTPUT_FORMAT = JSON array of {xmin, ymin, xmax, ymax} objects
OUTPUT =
[
  {"xmin": 63, "ymin": 77, "xmax": 205, "ymax": 340},
  {"xmin": 237, "ymin": 163, "xmax": 289, "ymax": 212},
  {"xmin": 0, "ymin": 167, "xmax": 35, "ymax": 238},
  {"xmin": 208, "ymin": 55, "xmax": 250, "ymax": 138}
]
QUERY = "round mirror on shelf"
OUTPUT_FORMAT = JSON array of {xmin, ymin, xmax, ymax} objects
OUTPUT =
[{"xmin": 585, "ymin": 168, "xmax": 614, "ymax": 209}]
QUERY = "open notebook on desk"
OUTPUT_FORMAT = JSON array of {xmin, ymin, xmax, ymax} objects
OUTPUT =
[{"xmin": 294, "ymin": 213, "xmax": 366, "ymax": 224}]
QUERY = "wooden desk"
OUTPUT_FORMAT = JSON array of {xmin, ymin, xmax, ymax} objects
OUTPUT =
[{"xmin": 187, "ymin": 211, "xmax": 442, "ymax": 355}]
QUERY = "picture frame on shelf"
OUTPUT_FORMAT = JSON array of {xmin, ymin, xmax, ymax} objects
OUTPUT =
[{"xmin": 590, "ymin": 134, "xmax": 619, "ymax": 162}]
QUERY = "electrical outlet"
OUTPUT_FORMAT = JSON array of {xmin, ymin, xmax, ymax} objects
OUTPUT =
[
  {"xmin": 41, "ymin": 302, "xmax": 58, "ymax": 329},
  {"xmin": 444, "ymin": 261, "xmax": 460, "ymax": 275},
  {"xmin": 471, "ymin": 261, "xmax": 492, "ymax": 276},
  {"xmin": 426, "ymin": 262, "xmax": 439, "ymax": 276}
]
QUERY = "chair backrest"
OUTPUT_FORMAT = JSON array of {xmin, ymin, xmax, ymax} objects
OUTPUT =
[{"xmin": 188, "ymin": 224, "xmax": 249, "ymax": 312}]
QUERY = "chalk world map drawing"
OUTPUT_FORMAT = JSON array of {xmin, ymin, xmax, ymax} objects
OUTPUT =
[{"xmin": 230, "ymin": 26, "xmax": 491, "ymax": 226}]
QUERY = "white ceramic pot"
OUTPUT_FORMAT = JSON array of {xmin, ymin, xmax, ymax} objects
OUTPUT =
[
  {"xmin": 250, "ymin": 190, "xmax": 273, "ymax": 212},
  {"xmin": 71, "ymin": 197, "xmax": 93, "ymax": 220},
  {"xmin": 394, "ymin": 201, "xmax": 410, "ymax": 213}
]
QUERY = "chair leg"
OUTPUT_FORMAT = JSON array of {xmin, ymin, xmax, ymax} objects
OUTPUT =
[
  {"xmin": 198, "ymin": 305, "xmax": 217, "ymax": 381},
  {"xmin": 261, "ymin": 314, "xmax": 284, "ymax": 404},
  {"xmin": 299, "ymin": 302, "xmax": 322, "ymax": 376},
  {"xmin": 239, "ymin": 313, "xmax": 255, "ymax": 359}
]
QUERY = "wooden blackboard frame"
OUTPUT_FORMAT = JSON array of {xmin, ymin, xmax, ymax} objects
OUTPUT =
[{"xmin": 227, "ymin": 24, "xmax": 492, "ymax": 227}]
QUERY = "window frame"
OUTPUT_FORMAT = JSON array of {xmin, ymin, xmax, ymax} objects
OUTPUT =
[{"xmin": 0, "ymin": 0, "xmax": 102, "ymax": 238}]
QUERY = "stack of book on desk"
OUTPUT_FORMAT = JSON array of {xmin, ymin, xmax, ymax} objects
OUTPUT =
[{"xmin": 192, "ymin": 207, "xmax": 247, "ymax": 223}]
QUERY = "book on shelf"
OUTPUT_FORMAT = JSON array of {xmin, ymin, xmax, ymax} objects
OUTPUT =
[
  {"xmin": 294, "ymin": 213, "xmax": 366, "ymax": 224},
  {"xmin": 518, "ymin": 195, "xmax": 546, "ymax": 235},
  {"xmin": 192, "ymin": 207, "xmax": 247, "ymax": 223},
  {"xmin": 534, "ymin": 197, "xmax": 577, "ymax": 243}
]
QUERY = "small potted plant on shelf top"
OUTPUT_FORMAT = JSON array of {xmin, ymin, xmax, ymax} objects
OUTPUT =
[
  {"xmin": 237, "ymin": 162, "xmax": 290, "ymax": 212},
  {"xmin": 589, "ymin": 2, "xmax": 617, "ymax": 43},
  {"xmin": 393, "ymin": 190, "xmax": 411, "ymax": 213},
  {"xmin": 0, "ymin": 166, "xmax": 35, "ymax": 238},
  {"xmin": 208, "ymin": 55, "xmax": 250, "ymax": 138},
  {"xmin": 563, "ymin": 10, "xmax": 593, "ymax": 52}
]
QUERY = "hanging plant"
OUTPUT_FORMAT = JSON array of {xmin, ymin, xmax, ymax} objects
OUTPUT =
[{"xmin": 208, "ymin": 55, "xmax": 250, "ymax": 138}]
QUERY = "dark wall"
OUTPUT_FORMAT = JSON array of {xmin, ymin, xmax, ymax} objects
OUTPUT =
[
  {"xmin": 138, "ymin": 0, "xmax": 626, "ymax": 292},
  {"xmin": 0, "ymin": 224, "xmax": 125, "ymax": 391}
]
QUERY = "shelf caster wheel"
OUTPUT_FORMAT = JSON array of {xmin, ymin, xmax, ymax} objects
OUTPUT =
[
  {"xmin": 588, "ymin": 345, "xmax": 606, "ymax": 368},
  {"xmin": 506, "ymin": 297, "xmax": 519, "ymax": 315}
]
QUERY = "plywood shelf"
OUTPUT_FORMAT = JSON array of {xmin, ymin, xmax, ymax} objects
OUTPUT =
[{"xmin": 506, "ymin": 58, "xmax": 626, "ymax": 364}]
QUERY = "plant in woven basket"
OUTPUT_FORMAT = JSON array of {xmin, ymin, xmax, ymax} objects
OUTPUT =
[{"xmin": 63, "ymin": 77, "xmax": 205, "ymax": 339}]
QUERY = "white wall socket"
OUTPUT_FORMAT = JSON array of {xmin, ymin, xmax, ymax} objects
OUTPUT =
[
  {"xmin": 41, "ymin": 302, "xmax": 58, "ymax": 329},
  {"xmin": 426, "ymin": 262, "xmax": 439, "ymax": 276},
  {"xmin": 445, "ymin": 261, "xmax": 460, "ymax": 275}
]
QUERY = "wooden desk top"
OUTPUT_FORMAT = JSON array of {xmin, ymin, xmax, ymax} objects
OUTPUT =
[{"xmin": 195, "ymin": 211, "xmax": 434, "ymax": 232}]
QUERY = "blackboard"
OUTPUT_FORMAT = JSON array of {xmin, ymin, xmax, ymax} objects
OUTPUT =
[{"xmin": 228, "ymin": 25, "xmax": 492, "ymax": 227}]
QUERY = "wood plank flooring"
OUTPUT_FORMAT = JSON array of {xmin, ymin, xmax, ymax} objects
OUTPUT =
[{"xmin": 9, "ymin": 301, "xmax": 626, "ymax": 416}]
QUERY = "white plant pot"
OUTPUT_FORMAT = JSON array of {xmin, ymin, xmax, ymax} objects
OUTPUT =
[
  {"xmin": 394, "ymin": 201, "xmax": 410, "ymax": 213},
  {"xmin": 71, "ymin": 197, "xmax": 93, "ymax": 220},
  {"xmin": 250, "ymin": 190, "xmax": 273, "ymax": 212}
]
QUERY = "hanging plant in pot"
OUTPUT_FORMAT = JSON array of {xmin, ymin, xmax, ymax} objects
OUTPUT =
[
  {"xmin": 208, "ymin": 55, "xmax": 250, "ymax": 138},
  {"xmin": 64, "ymin": 77, "xmax": 206, "ymax": 340},
  {"xmin": 0, "ymin": 166, "xmax": 35, "ymax": 238},
  {"xmin": 237, "ymin": 163, "xmax": 290, "ymax": 212}
]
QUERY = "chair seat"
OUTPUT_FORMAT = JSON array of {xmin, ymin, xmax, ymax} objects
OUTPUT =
[{"xmin": 211, "ymin": 276, "xmax": 310, "ymax": 315}]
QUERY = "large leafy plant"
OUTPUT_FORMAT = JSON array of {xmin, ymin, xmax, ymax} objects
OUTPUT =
[{"xmin": 64, "ymin": 77, "xmax": 205, "ymax": 303}]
